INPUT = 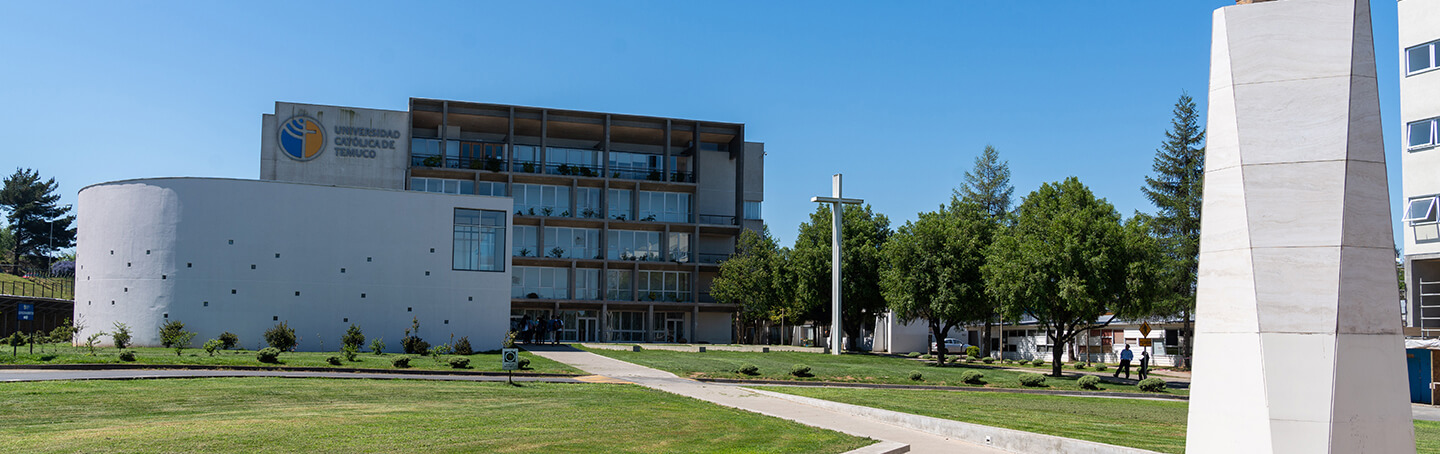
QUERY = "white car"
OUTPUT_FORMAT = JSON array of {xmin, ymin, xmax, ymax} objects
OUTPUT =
[{"xmin": 930, "ymin": 338, "xmax": 967, "ymax": 354}]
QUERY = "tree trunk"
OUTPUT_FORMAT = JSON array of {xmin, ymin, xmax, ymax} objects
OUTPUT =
[
  {"xmin": 1181, "ymin": 308, "xmax": 1193, "ymax": 370},
  {"xmin": 981, "ymin": 316, "xmax": 994, "ymax": 357},
  {"xmin": 1051, "ymin": 332, "xmax": 1066, "ymax": 377},
  {"xmin": 931, "ymin": 321, "xmax": 948, "ymax": 365}
]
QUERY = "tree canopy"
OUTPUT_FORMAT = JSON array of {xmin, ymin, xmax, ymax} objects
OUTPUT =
[
  {"xmin": 985, "ymin": 177, "xmax": 1160, "ymax": 376},
  {"xmin": 0, "ymin": 168, "xmax": 74, "ymax": 269},
  {"xmin": 1141, "ymin": 93, "xmax": 1206, "ymax": 368},
  {"xmin": 881, "ymin": 201, "xmax": 992, "ymax": 363},
  {"xmin": 953, "ymin": 145, "xmax": 1013, "ymax": 356},
  {"xmin": 710, "ymin": 227, "xmax": 793, "ymax": 343},
  {"xmin": 791, "ymin": 203, "xmax": 891, "ymax": 350}
]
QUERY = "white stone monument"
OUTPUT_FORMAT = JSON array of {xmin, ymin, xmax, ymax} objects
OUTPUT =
[{"xmin": 1187, "ymin": 0, "xmax": 1416, "ymax": 452}]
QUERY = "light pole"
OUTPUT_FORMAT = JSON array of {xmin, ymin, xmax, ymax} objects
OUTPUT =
[{"xmin": 810, "ymin": 174, "xmax": 863, "ymax": 355}]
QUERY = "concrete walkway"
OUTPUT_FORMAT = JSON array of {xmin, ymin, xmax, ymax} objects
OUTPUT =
[{"xmin": 524, "ymin": 345, "xmax": 1004, "ymax": 453}]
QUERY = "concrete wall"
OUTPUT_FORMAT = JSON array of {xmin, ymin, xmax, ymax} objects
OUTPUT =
[
  {"xmin": 261, "ymin": 102, "xmax": 410, "ymax": 190},
  {"xmin": 695, "ymin": 149, "xmax": 737, "ymax": 218},
  {"xmin": 695, "ymin": 311, "xmax": 732, "ymax": 343},
  {"xmin": 75, "ymin": 178, "xmax": 512, "ymax": 351}
]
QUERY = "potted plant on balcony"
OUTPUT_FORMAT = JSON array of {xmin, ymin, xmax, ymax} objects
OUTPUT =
[
  {"xmin": 647, "ymin": 171, "xmax": 662, "ymax": 181},
  {"xmin": 484, "ymin": 157, "xmax": 503, "ymax": 172},
  {"xmin": 518, "ymin": 248, "xmax": 531, "ymax": 257},
  {"xmin": 422, "ymin": 156, "xmax": 443, "ymax": 167},
  {"xmin": 549, "ymin": 247, "xmax": 565, "ymax": 258},
  {"xmin": 522, "ymin": 162, "xmax": 536, "ymax": 173}
]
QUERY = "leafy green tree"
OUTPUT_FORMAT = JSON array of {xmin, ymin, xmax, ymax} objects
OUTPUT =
[
  {"xmin": 1140, "ymin": 93, "xmax": 1205, "ymax": 369},
  {"xmin": 881, "ymin": 202, "xmax": 992, "ymax": 364},
  {"xmin": 711, "ymin": 227, "xmax": 793, "ymax": 344},
  {"xmin": 0, "ymin": 226, "xmax": 13, "ymax": 265},
  {"xmin": 111, "ymin": 322, "xmax": 132, "ymax": 349},
  {"xmin": 985, "ymin": 178, "xmax": 1161, "ymax": 377},
  {"xmin": 791, "ymin": 204, "xmax": 891, "ymax": 351},
  {"xmin": 0, "ymin": 168, "xmax": 74, "ymax": 268},
  {"xmin": 265, "ymin": 321, "xmax": 298, "ymax": 351},
  {"xmin": 342, "ymin": 324, "xmax": 366, "ymax": 351},
  {"xmin": 158, "ymin": 320, "xmax": 187, "ymax": 348},
  {"xmin": 953, "ymin": 145, "xmax": 1013, "ymax": 357}
]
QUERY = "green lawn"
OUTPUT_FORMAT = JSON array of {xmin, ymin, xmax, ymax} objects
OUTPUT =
[
  {"xmin": 0, "ymin": 378, "xmax": 872, "ymax": 453},
  {"xmin": 0, "ymin": 344, "xmax": 582, "ymax": 375},
  {"xmin": 0, "ymin": 273, "xmax": 72, "ymax": 299},
  {"xmin": 584, "ymin": 348, "xmax": 1184, "ymax": 395},
  {"xmin": 757, "ymin": 386, "xmax": 1440, "ymax": 454}
]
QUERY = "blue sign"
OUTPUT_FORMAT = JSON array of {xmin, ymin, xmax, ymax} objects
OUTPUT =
[{"xmin": 17, "ymin": 303, "xmax": 33, "ymax": 321}]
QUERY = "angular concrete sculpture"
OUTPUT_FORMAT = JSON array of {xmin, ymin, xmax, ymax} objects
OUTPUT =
[{"xmin": 1187, "ymin": 0, "xmax": 1416, "ymax": 453}]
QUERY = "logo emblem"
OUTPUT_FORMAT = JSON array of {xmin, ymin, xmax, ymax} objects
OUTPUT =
[{"xmin": 278, "ymin": 115, "xmax": 325, "ymax": 161}]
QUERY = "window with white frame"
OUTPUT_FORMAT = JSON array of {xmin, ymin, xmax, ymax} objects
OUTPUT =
[
  {"xmin": 638, "ymin": 270, "xmax": 690, "ymax": 302},
  {"xmin": 545, "ymin": 226, "xmax": 600, "ymax": 259},
  {"xmin": 1408, "ymin": 40, "xmax": 1439, "ymax": 75},
  {"xmin": 513, "ymin": 183, "xmax": 570, "ymax": 217},
  {"xmin": 606, "ymin": 269, "xmax": 632, "ymax": 301},
  {"xmin": 607, "ymin": 311, "xmax": 646, "ymax": 341},
  {"xmin": 412, "ymin": 177, "xmax": 474, "ymax": 195},
  {"xmin": 513, "ymin": 225, "xmax": 538, "ymax": 257},
  {"xmin": 1410, "ymin": 118, "xmax": 1439, "ymax": 150},
  {"xmin": 608, "ymin": 188, "xmax": 633, "ymax": 220},
  {"xmin": 577, "ymin": 187, "xmax": 603, "ymax": 218},
  {"xmin": 576, "ymin": 268, "xmax": 600, "ymax": 300},
  {"xmin": 511, "ymin": 266, "xmax": 569, "ymax": 299},
  {"xmin": 669, "ymin": 232, "xmax": 690, "ymax": 263},
  {"xmin": 1406, "ymin": 196, "xmax": 1438, "ymax": 224},
  {"xmin": 638, "ymin": 191, "xmax": 691, "ymax": 222},
  {"xmin": 607, "ymin": 230, "xmax": 661, "ymax": 261}
]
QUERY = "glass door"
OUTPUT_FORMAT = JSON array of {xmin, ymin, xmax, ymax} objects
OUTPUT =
[{"xmin": 664, "ymin": 318, "xmax": 686, "ymax": 343}]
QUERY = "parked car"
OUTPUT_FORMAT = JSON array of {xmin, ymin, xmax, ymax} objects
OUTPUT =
[{"xmin": 930, "ymin": 338, "xmax": 967, "ymax": 354}]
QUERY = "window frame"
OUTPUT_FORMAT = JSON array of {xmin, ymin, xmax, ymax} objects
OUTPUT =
[
  {"xmin": 1407, "ymin": 40, "xmax": 1440, "ymax": 76},
  {"xmin": 1409, "ymin": 117, "xmax": 1440, "ymax": 151},
  {"xmin": 1406, "ymin": 196, "xmax": 1439, "ymax": 225},
  {"xmin": 452, "ymin": 208, "xmax": 506, "ymax": 272}
]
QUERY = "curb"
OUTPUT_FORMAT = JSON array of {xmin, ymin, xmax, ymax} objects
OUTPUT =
[
  {"xmin": 842, "ymin": 441, "xmax": 909, "ymax": 454},
  {"xmin": 750, "ymin": 388, "xmax": 1163, "ymax": 454},
  {"xmin": 694, "ymin": 378, "xmax": 1188, "ymax": 401},
  {"xmin": 0, "ymin": 363, "xmax": 580, "ymax": 378}
]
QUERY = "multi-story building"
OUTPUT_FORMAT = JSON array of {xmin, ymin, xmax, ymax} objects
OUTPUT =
[
  {"xmin": 75, "ymin": 99, "xmax": 763, "ymax": 349},
  {"xmin": 1400, "ymin": 0, "xmax": 1440, "ymax": 337}
]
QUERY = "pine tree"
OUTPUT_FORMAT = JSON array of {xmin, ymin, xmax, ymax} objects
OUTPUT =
[
  {"xmin": 0, "ymin": 168, "xmax": 75, "ymax": 269},
  {"xmin": 952, "ymin": 145, "xmax": 1012, "ymax": 357},
  {"xmin": 1140, "ymin": 93, "xmax": 1206, "ymax": 369}
]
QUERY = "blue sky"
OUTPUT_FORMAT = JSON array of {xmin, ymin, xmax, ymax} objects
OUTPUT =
[{"xmin": 0, "ymin": 1, "xmax": 1405, "ymax": 248}]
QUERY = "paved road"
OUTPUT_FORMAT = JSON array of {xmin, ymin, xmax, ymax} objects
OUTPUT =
[{"xmin": 0, "ymin": 368, "xmax": 584, "ymax": 383}]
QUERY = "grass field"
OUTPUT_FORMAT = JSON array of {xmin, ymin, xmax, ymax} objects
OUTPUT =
[
  {"xmin": 0, "ymin": 378, "xmax": 872, "ymax": 453},
  {"xmin": 757, "ymin": 386, "xmax": 1440, "ymax": 454},
  {"xmin": 0, "ymin": 345, "xmax": 582, "ymax": 375},
  {"xmin": 0, "ymin": 273, "xmax": 72, "ymax": 299},
  {"xmin": 584, "ymin": 348, "xmax": 1184, "ymax": 395}
]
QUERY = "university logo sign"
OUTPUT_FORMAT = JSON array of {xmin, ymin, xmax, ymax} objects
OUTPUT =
[{"xmin": 278, "ymin": 115, "xmax": 325, "ymax": 161}]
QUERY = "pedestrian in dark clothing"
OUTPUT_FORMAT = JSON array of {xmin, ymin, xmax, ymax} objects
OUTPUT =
[
  {"xmin": 520, "ymin": 316, "xmax": 532, "ymax": 344},
  {"xmin": 1139, "ymin": 351, "xmax": 1151, "ymax": 380},
  {"xmin": 1114, "ymin": 344, "xmax": 1134, "ymax": 379},
  {"xmin": 534, "ymin": 318, "xmax": 547, "ymax": 345},
  {"xmin": 552, "ymin": 317, "xmax": 564, "ymax": 345}
]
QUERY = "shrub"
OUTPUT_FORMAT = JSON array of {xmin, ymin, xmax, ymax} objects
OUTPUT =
[
  {"xmin": 453, "ymin": 336, "xmax": 473, "ymax": 355},
  {"xmin": 981, "ymin": 357, "xmax": 994, "ymax": 364},
  {"xmin": 203, "ymin": 339, "xmax": 223, "ymax": 357},
  {"xmin": 909, "ymin": 371, "xmax": 923, "ymax": 381},
  {"xmin": 370, "ymin": 337, "xmax": 386, "ymax": 355},
  {"xmin": 965, "ymin": 345, "xmax": 980, "ymax": 358},
  {"xmin": 1074, "ymin": 362, "xmax": 1087, "ymax": 370},
  {"xmin": 1138, "ymin": 378, "xmax": 1167, "ymax": 392},
  {"xmin": 791, "ymin": 364, "xmax": 812, "ymax": 377},
  {"xmin": 1032, "ymin": 359, "xmax": 1045, "ymax": 366},
  {"xmin": 518, "ymin": 358, "xmax": 531, "ymax": 370},
  {"xmin": 85, "ymin": 332, "xmax": 106, "ymax": 355},
  {"xmin": 392, "ymin": 356, "xmax": 412, "ymax": 368},
  {"xmin": 905, "ymin": 352, "xmax": 920, "ymax": 358},
  {"xmin": 964, "ymin": 357, "xmax": 976, "ymax": 363},
  {"xmin": 111, "ymin": 322, "xmax": 132, "ymax": 349},
  {"xmin": 1094, "ymin": 363, "xmax": 1108, "ymax": 371},
  {"xmin": 449, "ymin": 357, "xmax": 471, "ymax": 369},
  {"xmin": 218, "ymin": 332, "xmax": 239, "ymax": 350},
  {"xmin": 326, "ymin": 356, "xmax": 342, "ymax": 366},
  {"xmin": 1078, "ymin": 375, "xmax": 1101, "ymax": 390},
  {"xmin": 920, "ymin": 354, "xmax": 933, "ymax": 361},
  {"xmin": 1018, "ymin": 373, "xmax": 1047, "ymax": 387},
  {"xmin": 960, "ymin": 370, "xmax": 985, "ymax": 385},
  {"xmin": 341, "ymin": 324, "xmax": 365, "ymax": 352},
  {"xmin": 256, "ymin": 347, "xmax": 281, "ymax": 363},
  {"xmin": 342, "ymin": 346, "xmax": 358, "ymax": 362},
  {"xmin": 158, "ymin": 320, "xmax": 187, "ymax": 348},
  {"xmin": 401, "ymin": 318, "xmax": 429, "ymax": 354},
  {"xmin": 737, "ymin": 364, "xmax": 759, "ymax": 375},
  {"xmin": 265, "ymin": 322, "xmax": 297, "ymax": 351},
  {"xmin": 118, "ymin": 351, "xmax": 136, "ymax": 362}
]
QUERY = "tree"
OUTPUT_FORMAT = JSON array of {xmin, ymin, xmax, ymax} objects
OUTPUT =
[
  {"xmin": 265, "ymin": 321, "xmax": 297, "ymax": 351},
  {"xmin": 881, "ymin": 202, "xmax": 992, "ymax": 364},
  {"xmin": 985, "ymin": 178, "xmax": 1160, "ymax": 377},
  {"xmin": 1140, "ymin": 93, "xmax": 1205, "ymax": 370},
  {"xmin": 342, "ymin": 324, "xmax": 366, "ymax": 352},
  {"xmin": 711, "ymin": 227, "xmax": 793, "ymax": 344},
  {"xmin": 953, "ymin": 145, "xmax": 1013, "ymax": 357},
  {"xmin": 791, "ymin": 204, "xmax": 892, "ymax": 351},
  {"xmin": 0, "ymin": 168, "xmax": 75, "ymax": 268}
]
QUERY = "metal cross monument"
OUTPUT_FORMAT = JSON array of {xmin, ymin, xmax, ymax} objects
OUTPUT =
[{"xmin": 811, "ymin": 174, "xmax": 863, "ymax": 355}]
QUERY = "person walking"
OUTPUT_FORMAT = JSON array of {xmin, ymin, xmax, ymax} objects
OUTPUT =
[
  {"xmin": 535, "ymin": 316, "xmax": 548, "ymax": 346},
  {"xmin": 552, "ymin": 316, "xmax": 564, "ymax": 345},
  {"xmin": 1139, "ymin": 350, "xmax": 1151, "ymax": 380},
  {"xmin": 1114, "ymin": 344, "xmax": 1134, "ymax": 379},
  {"xmin": 520, "ymin": 315, "xmax": 532, "ymax": 344}
]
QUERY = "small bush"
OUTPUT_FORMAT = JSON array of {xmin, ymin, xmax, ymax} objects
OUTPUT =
[
  {"xmin": 111, "ymin": 322, "xmax": 132, "ymax": 349},
  {"xmin": 981, "ymin": 357, "xmax": 994, "ymax": 364},
  {"xmin": 790, "ymin": 364, "xmax": 812, "ymax": 377},
  {"xmin": 401, "ymin": 336, "xmax": 429, "ymax": 355},
  {"xmin": 118, "ymin": 351, "xmax": 136, "ymax": 361},
  {"xmin": 341, "ymin": 324, "xmax": 365, "ymax": 352},
  {"xmin": 452, "ymin": 336, "xmax": 473, "ymax": 355},
  {"xmin": 737, "ymin": 364, "xmax": 759, "ymax": 375},
  {"xmin": 257, "ymin": 347, "xmax": 281, "ymax": 363},
  {"xmin": 920, "ymin": 354, "xmax": 933, "ymax": 361},
  {"xmin": 964, "ymin": 357, "xmax": 976, "ymax": 363},
  {"xmin": 342, "ymin": 346, "xmax": 358, "ymax": 362},
  {"xmin": 905, "ymin": 352, "xmax": 920, "ymax": 358},
  {"xmin": 203, "ymin": 339, "xmax": 223, "ymax": 357},
  {"xmin": 909, "ymin": 371, "xmax": 923, "ymax": 381},
  {"xmin": 1074, "ymin": 363, "xmax": 1087, "ymax": 370},
  {"xmin": 392, "ymin": 356, "xmax": 412, "ymax": 368},
  {"xmin": 1079, "ymin": 375, "xmax": 1101, "ymax": 390},
  {"xmin": 370, "ymin": 337, "xmax": 386, "ymax": 355},
  {"xmin": 449, "ymin": 357, "xmax": 470, "ymax": 369},
  {"xmin": 518, "ymin": 358, "xmax": 531, "ymax": 369},
  {"xmin": 1094, "ymin": 363, "xmax": 1108, "ymax": 371},
  {"xmin": 1032, "ymin": 359, "xmax": 1045, "ymax": 366},
  {"xmin": 158, "ymin": 320, "xmax": 186, "ymax": 348},
  {"xmin": 1138, "ymin": 378, "xmax": 1167, "ymax": 392},
  {"xmin": 1018, "ymin": 373, "xmax": 1047, "ymax": 387},
  {"xmin": 326, "ymin": 356, "xmax": 342, "ymax": 366},
  {"xmin": 265, "ymin": 322, "xmax": 297, "ymax": 351},
  {"xmin": 966, "ymin": 345, "xmax": 980, "ymax": 358},
  {"xmin": 960, "ymin": 370, "xmax": 985, "ymax": 385},
  {"xmin": 218, "ymin": 332, "xmax": 239, "ymax": 350}
]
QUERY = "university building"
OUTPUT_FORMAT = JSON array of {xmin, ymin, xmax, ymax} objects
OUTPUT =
[
  {"xmin": 74, "ymin": 99, "xmax": 764, "ymax": 350},
  {"xmin": 1400, "ymin": 0, "xmax": 1440, "ymax": 337}
]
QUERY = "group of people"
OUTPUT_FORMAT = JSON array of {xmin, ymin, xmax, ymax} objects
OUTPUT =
[
  {"xmin": 1113, "ymin": 344, "xmax": 1151, "ymax": 380},
  {"xmin": 517, "ymin": 314, "xmax": 564, "ymax": 345}
]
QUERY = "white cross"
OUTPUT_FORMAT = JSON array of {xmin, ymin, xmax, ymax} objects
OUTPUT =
[{"xmin": 811, "ymin": 174, "xmax": 864, "ymax": 355}]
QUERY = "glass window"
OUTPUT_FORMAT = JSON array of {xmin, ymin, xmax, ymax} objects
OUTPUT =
[
  {"xmin": 607, "ymin": 230, "xmax": 661, "ymax": 261},
  {"xmin": 1406, "ymin": 197, "xmax": 1438, "ymax": 224},
  {"xmin": 513, "ymin": 145, "xmax": 541, "ymax": 173},
  {"xmin": 546, "ymin": 147, "xmax": 601, "ymax": 176},
  {"xmin": 1409, "ymin": 42, "xmax": 1437, "ymax": 75},
  {"xmin": 638, "ymin": 191, "xmax": 691, "ymax": 222},
  {"xmin": 453, "ymin": 209, "xmax": 505, "ymax": 272},
  {"xmin": 513, "ymin": 183, "xmax": 570, "ymax": 216},
  {"xmin": 577, "ymin": 187, "xmax": 602, "ymax": 218},
  {"xmin": 638, "ymin": 270, "xmax": 690, "ymax": 302},
  {"xmin": 607, "ymin": 311, "xmax": 646, "ymax": 342},
  {"xmin": 606, "ymin": 270, "xmax": 632, "ymax": 301},
  {"xmin": 669, "ymin": 232, "xmax": 690, "ymax": 263},
  {"xmin": 411, "ymin": 177, "xmax": 473, "ymax": 195},
  {"xmin": 576, "ymin": 269, "xmax": 600, "ymax": 300},
  {"xmin": 744, "ymin": 201, "xmax": 763, "ymax": 220},
  {"xmin": 412, "ymin": 138, "xmax": 441, "ymax": 156},
  {"xmin": 1410, "ymin": 119, "xmax": 1438, "ymax": 150},
  {"xmin": 476, "ymin": 182, "xmax": 507, "ymax": 196},
  {"xmin": 511, "ymin": 266, "xmax": 569, "ymax": 299},
  {"xmin": 544, "ymin": 226, "xmax": 600, "ymax": 259},
  {"xmin": 608, "ymin": 189, "xmax": 633, "ymax": 220}
]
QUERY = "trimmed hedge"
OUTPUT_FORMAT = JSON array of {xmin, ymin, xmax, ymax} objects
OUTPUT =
[
  {"xmin": 1138, "ymin": 378, "xmax": 1167, "ymax": 392},
  {"xmin": 1078, "ymin": 375, "xmax": 1101, "ymax": 390},
  {"xmin": 959, "ymin": 370, "xmax": 985, "ymax": 385},
  {"xmin": 1018, "ymin": 373, "xmax": 1047, "ymax": 387}
]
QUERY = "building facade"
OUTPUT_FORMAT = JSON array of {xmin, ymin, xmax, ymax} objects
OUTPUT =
[
  {"xmin": 1401, "ymin": 0, "xmax": 1440, "ymax": 337},
  {"xmin": 75, "ymin": 99, "xmax": 764, "ymax": 350}
]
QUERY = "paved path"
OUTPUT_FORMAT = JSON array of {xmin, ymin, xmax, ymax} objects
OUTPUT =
[
  {"xmin": 0, "ymin": 368, "xmax": 585, "ymax": 383},
  {"xmin": 524, "ymin": 345, "xmax": 1003, "ymax": 453}
]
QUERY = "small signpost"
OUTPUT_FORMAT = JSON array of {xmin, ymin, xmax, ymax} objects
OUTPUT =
[
  {"xmin": 1138, "ymin": 339, "xmax": 1153, "ymax": 347},
  {"xmin": 1139, "ymin": 321, "xmax": 1152, "ymax": 338},
  {"xmin": 501, "ymin": 347, "xmax": 519, "ymax": 385},
  {"xmin": 17, "ymin": 303, "xmax": 34, "ymax": 321}
]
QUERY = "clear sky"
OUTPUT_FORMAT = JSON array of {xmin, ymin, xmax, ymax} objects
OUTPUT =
[{"xmin": 0, "ymin": 1, "xmax": 1405, "ymax": 248}]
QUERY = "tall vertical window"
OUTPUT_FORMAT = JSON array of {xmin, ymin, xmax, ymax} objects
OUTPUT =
[
  {"xmin": 514, "ymin": 183, "xmax": 571, "ymax": 217},
  {"xmin": 606, "ymin": 311, "xmax": 646, "ymax": 341},
  {"xmin": 638, "ymin": 191, "xmax": 691, "ymax": 222},
  {"xmin": 744, "ymin": 201, "xmax": 763, "ymax": 220},
  {"xmin": 576, "ymin": 269, "xmax": 600, "ymax": 300},
  {"xmin": 639, "ymin": 270, "xmax": 690, "ymax": 302},
  {"xmin": 513, "ymin": 225, "xmax": 538, "ymax": 257},
  {"xmin": 513, "ymin": 145, "xmax": 541, "ymax": 173},
  {"xmin": 1406, "ymin": 196, "xmax": 1438, "ymax": 225},
  {"xmin": 606, "ymin": 270, "xmax": 632, "ymax": 301},
  {"xmin": 668, "ymin": 232, "xmax": 690, "ymax": 263},
  {"xmin": 511, "ymin": 267, "xmax": 569, "ymax": 299},
  {"xmin": 608, "ymin": 188, "xmax": 633, "ymax": 220},
  {"xmin": 1410, "ymin": 118, "xmax": 1439, "ymax": 150},
  {"xmin": 577, "ymin": 187, "xmax": 603, "ymax": 218},
  {"xmin": 453, "ymin": 209, "xmax": 506, "ymax": 272},
  {"xmin": 608, "ymin": 230, "xmax": 661, "ymax": 261},
  {"xmin": 1409, "ymin": 40, "xmax": 1439, "ymax": 75},
  {"xmin": 545, "ymin": 226, "xmax": 600, "ymax": 259}
]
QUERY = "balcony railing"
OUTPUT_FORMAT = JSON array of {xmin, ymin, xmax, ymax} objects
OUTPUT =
[
  {"xmin": 697, "ymin": 214, "xmax": 737, "ymax": 225},
  {"xmin": 698, "ymin": 253, "xmax": 731, "ymax": 265},
  {"xmin": 411, "ymin": 154, "xmax": 506, "ymax": 171},
  {"xmin": 512, "ymin": 160, "xmax": 544, "ymax": 174},
  {"xmin": 547, "ymin": 163, "xmax": 603, "ymax": 177}
]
